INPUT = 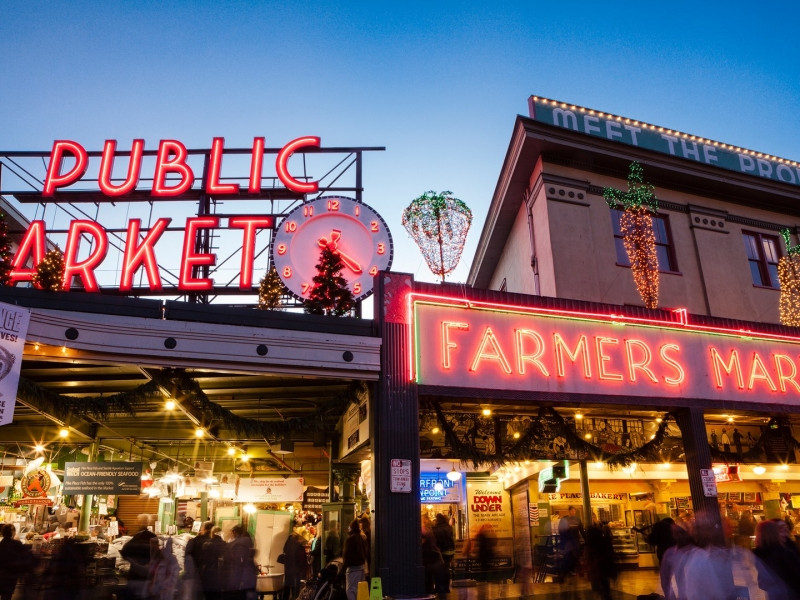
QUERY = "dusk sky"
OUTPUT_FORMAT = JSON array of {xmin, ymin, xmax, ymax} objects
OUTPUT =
[{"xmin": 2, "ymin": 2, "xmax": 799, "ymax": 290}]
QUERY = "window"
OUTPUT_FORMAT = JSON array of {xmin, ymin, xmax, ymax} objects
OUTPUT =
[
  {"xmin": 611, "ymin": 209, "xmax": 678, "ymax": 272},
  {"xmin": 743, "ymin": 231, "xmax": 780, "ymax": 288}
]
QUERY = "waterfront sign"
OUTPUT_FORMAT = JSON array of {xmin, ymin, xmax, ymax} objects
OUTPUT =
[
  {"xmin": 529, "ymin": 95, "xmax": 800, "ymax": 188},
  {"xmin": 411, "ymin": 293, "xmax": 800, "ymax": 407}
]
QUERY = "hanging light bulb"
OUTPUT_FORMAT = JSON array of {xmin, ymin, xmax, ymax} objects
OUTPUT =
[
  {"xmin": 434, "ymin": 467, "xmax": 444, "ymax": 492},
  {"xmin": 446, "ymin": 463, "xmax": 462, "ymax": 482}
]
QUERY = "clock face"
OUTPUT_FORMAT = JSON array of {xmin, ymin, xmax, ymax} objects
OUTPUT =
[{"xmin": 271, "ymin": 196, "xmax": 393, "ymax": 302}]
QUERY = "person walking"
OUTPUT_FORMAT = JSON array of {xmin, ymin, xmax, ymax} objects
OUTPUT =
[
  {"xmin": 282, "ymin": 530, "xmax": 308, "ymax": 600},
  {"xmin": 583, "ymin": 521, "xmax": 617, "ymax": 600},
  {"xmin": 121, "ymin": 515, "xmax": 157, "ymax": 600},
  {"xmin": 185, "ymin": 521, "xmax": 214, "ymax": 600},
  {"xmin": 432, "ymin": 514, "xmax": 455, "ymax": 593},
  {"xmin": 224, "ymin": 525, "xmax": 258, "ymax": 600},
  {"xmin": 199, "ymin": 527, "xmax": 227, "ymax": 600},
  {"xmin": 752, "ymin": 519, "xmax": 800, "ymax": 599},
  {"xmin": 146, "ymin": 537, "xmax": 179, "ymax": 600},
  {"xmin": 0, "ymin": 524, "xmax": 28, "ymax": 600},
  {"xmin": 342, "ymin": 520, "xmax": 368, "ymax": 600}
]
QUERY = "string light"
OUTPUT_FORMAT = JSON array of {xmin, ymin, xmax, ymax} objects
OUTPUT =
[
  {"xmin": 258, "ymin": 265, "xmax": 286, "ymax": 310},
  {"xmin": 402, "ymin": 191, "xmax": 473, "ymax": 283},
  {"xmin": 33, "ymin": 246, "xmax": 65, "ymax": 291},
  {"xmin": 779, "ymin": 229, "xmax": 800, "ymax": 326},
  {"xmin": 604, "ymin": 163, "xmax": 659, "ymax": 309}
]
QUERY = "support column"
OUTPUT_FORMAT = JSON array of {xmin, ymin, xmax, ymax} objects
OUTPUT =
[
  {"xmin": 373, "ymin": 273, "xmax": 424, "ymax": 597},
  {"xmin": 579, "ymin": 460, "xmax": 592, "ymax": 525},
  {"xmin": 674, "ymin": 407, "xmax": 724, "ymax": 545},
  {"xmin": 78, "ymin": 440, "xmax": 99, "ymax": 535}
]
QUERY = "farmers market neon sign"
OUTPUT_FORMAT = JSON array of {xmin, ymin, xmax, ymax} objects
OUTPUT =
[{"xmin": 410, "ymin": 293, "xmax": 800, "ymax": 406}]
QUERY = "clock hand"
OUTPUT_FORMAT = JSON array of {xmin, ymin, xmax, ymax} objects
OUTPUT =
[{"xmin": 318, "ymin": 230, "xmax": 363, "ymax": 274}]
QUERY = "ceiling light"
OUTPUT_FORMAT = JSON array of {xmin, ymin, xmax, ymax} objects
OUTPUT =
[
  {"xmin": 575, "ymin": 412, "xmax": 583, "ymax": 420},
  {"xmin": 240, "ymin": 454, "xmax": 249, "ymax": 462},
  {"xmin": 34, "ymin": 444, "xmax": 45, "ymax": 453},
  {"xmin": 446, "ymin": 464, "xmax": 462, "ymax": 481},
  {"xmin": 781, "ymin": 464, "xmax": 790, "ymax": 471},
  {"xmin": 482, "ymin": 407, "xmax": 492, "ymax": 416},
  {"xmin": 431, "ymin": 426, "xmax": 440, "ymax": 434},
  {"xmin": 513, "ymin": 431, "xmax": 520, "ymax": 439},
  {"xmin": 243, "ymin": 503, "xmax": 257, "ymax": 514},
  {"xmin": 195, "ymin": 427, "xmax": 205, "ymax": 438},
  {"xmin": 584, "ymin": 433, "xmax": 592, "ymax": 440},
  {"xmin": 59, "ymin": 427, "xmax": 69, "ymax": 438},
  {"xmin": 165, "ymin": 400, "xmax": 176, "ymax": 411},
  {"xmin": 227, "ymin": 447, "xmax": 236, "ymax": 456},
  {"xmin": 434, "ymin": 467, "xmax": 444, "ymax": 492},
  {"xmin": 752, "ymin": 466, "xmax": 766, "ymax": 475}
]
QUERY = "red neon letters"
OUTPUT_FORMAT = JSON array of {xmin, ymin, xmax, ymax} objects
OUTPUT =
[
  {"xmin": 42, "ymin": 136, "xmax": 320, "ymax": 197},
  {"xmin": 9, "ymin": 217, "xmax": 273, "ymax": 292}
]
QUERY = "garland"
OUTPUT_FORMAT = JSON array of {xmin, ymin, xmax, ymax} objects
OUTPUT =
[
  {"xmin": 423, "ymin": 399, "xmax": 800, "ymax": 469},
  {"xmin": 17, "ymin": 368, "xmax": 365, "ymax": 441}
]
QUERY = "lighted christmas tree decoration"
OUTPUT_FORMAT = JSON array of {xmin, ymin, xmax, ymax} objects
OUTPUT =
[
  {"xmin": 257, "ymin": 265, "xmax": 286, "ymax": 310},
  {"xmin": 304, "ymin": 245, "xmax": 355, "ymax": 317},
  {"xmin": 33, "ymin": 246, "xmax": 65, "ymax": 291},
  {"xmin": 402, "ymin": 190, "xmax": 472, "ymax": 282},
  {"xmin": 0, "ymin": 212, "xmax": 12, "ymax": 286},
  {"xmin": 778, "ymin": 229, "xmax": 800, "ymax": 326},
  {"xmin": 603, "ymin": 163, "xmax": 659, "ymax": 309}
]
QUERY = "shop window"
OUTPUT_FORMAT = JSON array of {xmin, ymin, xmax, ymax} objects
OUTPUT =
[
  {"xmin": 743, "ymin": 231, "xmax": 781, "ymax": 288},
  {"xmin": 611, "ymin": 209, "xmax": 678, "ymax": 273}
]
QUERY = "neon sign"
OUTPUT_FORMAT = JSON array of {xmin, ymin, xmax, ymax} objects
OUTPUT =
[
  {"xmin": 43, "ymin": 136, "xmax": 321, "ymax": 197},
  {"xmin": 411, "ymin": 294, "xmax": 800, "ymax": 406}
]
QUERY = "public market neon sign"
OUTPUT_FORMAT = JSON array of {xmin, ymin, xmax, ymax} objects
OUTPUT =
[
  {"xmin": 9, "ymin": 136, "xmax": 322, "ymax": 292},
  {"xmin": 410, "ymin": 294, "xmax": 800, "ymax": 406}
]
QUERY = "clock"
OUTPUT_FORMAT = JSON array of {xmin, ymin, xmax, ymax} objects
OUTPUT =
[{"xmin": 271, "ymin": 195, "xmax": 393, "ymax": 302}]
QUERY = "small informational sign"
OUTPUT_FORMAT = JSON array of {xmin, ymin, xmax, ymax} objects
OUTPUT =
[
  {"xmin": 107, "ymin": 520, "xmax": 119, "ymax": 537},
  {"xmin": 236, "ymin": 477, "xmax": 304, "ymax": 503},
  {"xmin": 701, "ymin": 468, "xmax": 718, "ymax": 497},
  {"xmin": 390, "ymin": 459, "xmax": 412, "ymax": 493},
  {"xmin": 0, "ymin": 302, "xmax": 30, "ymax": 426},
  {"xmin": 63, "ymin": 462, "xmax": 143, "ymax": 495}
]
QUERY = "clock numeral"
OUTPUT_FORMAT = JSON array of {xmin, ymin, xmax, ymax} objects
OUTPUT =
[
  {"xmin": 301, "ymin": 282, "xmax": 312, "ymax": 295},
  {"xmin": 327, "ymin": 199, "xmax": 340, "ymax": 211},
  {"xmin": 370, "ymin": 221, "xmax": 379, "ymax": 232},
  {"xmin": 353, "ymin": 282, "xmax": 362, "ymax": 295},
  {"xmin": 369, "ymin": 266, "xmax": 378, "ymax": 276},
  {"xmin": 354, "ymin": 205, "xmax": 360, "ymax": 216},
  {"xmin": 303, "ymin": 206, "xmax": 314, "ymax": 217},
  {"xmin": 283, "ymin": 266, "xmax": 292, "ymax": 278},
  {"xmin": 277, "ymin": 244, "xmax": 287, "ymax": 256},
  {"xmin": 284, "ymin": 220, "xmax": 297, "ymax": 233},
  {"xmin": 377, "ymin": 243, "xmax": 385, "ymax": 255}
]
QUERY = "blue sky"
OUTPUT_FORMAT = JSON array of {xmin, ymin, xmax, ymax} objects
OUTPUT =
[{"xmin": 2, "ymin": 1, "xmax": 799, "ymax": 288}]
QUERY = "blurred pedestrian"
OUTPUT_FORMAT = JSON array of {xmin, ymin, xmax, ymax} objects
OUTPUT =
[
  {"xmin": 682, "ymin": 511, "xmax": 736, "ymax": 600},
  {"xmin": 121, "ymin": 515, "xmax": 157, "ymax": 600},
  {"xmin": 224, "ymin": 525, "xmax": 258, "ymax": 600},
  {"xmin": 0, "ymin": 524, "xmax": 28, "ymax": 600},
  {"xmin": 659, "ymin": 523, "xmax": 693, "ymax": 600},
  {"xmin": 557, "ymin": 507, "xmax": 581, "ymax": 577},
  {"xmin": 342, "ymin": 520, "xmax": 368, "ymax": 600},
  {"xmin": 474, "ymin": 524, "xmax": 498, "ymax": 581},
  {"xmin": 309, "ymin": 527, "xmax": 322, "ymax": 577},
  {"xmin": 185, "ymin": 521, "xmax": 214, "ymax": 600},
  {"xmin": 199, "ymin": 527, "xmax": 226, "ymax": 600},
  {"xmin": 421, "ymin": 526, "xmax": 445, "ymax": 595},
  {"xmin": 146, "ymin": 537, "xmax": 180, "ymax": 600},
  {"xmin": 282, "ymin": 530, "xmax": 308, "ymax": 600},
  {"xmin": 752, "ymin": 519, "xmax": 800, "ymax": 599},
  {"xmin": 583, "ymin": 521, "xmax": 617, "ymax": 600},
  {"xmin": 432, "ymin": 514, "xmax": 455, "ymax": 593},
  {"xmin": 324, "ymin": 522, "xmax": 341, "ymax": 566}
]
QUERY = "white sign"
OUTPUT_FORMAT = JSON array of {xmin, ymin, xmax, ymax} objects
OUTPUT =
[
  {"xmin": 236, "ymin": 477, "xmax": 304, "ymax": 503},
  {"xmin": 700, "ymin": 469, "xmax": 718, "ymax": 497},
  {"xmin": 0, "ymin": 302, "xmax": 30, "ymax": 426},
  {"xmin": 391, "ymin": 459, "xmax": 412, "ymax": 493}
]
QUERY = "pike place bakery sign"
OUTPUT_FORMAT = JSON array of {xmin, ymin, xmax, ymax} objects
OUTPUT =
[
  {"xmin": 410, "ymin": 294, "xmax": 800, "ymax": 407},
  {"xmin": 7, "ymin": 137, "xmax": 391, "ymax": 299}
]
